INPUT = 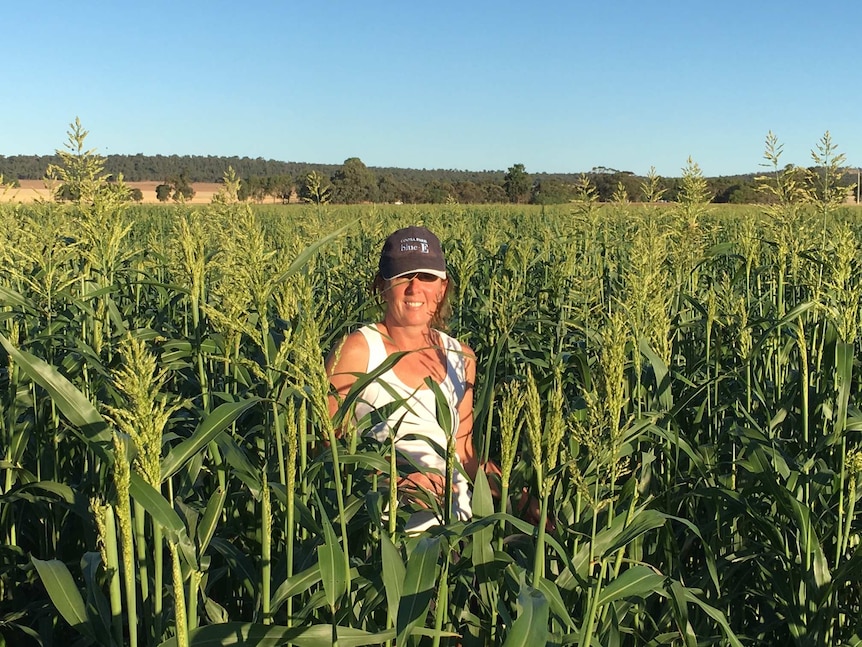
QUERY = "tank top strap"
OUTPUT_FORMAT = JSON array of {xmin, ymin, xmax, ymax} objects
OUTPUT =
[
  {"xmin": 435, "ymin": 329, "xmax": 466, "ymax": 384},
  {"xmin": 358, "ymin": 324, "xmax": 388, "ymax": 372}
]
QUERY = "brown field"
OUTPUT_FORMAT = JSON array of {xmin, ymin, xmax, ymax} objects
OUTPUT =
[{"xmin": 0, "ymin": 180, "xmax": 223, "ymax": 204}]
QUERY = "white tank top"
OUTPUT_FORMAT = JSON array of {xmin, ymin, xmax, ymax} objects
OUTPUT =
[{"xmin": 354, "ymin": 324, "xmax": 473, "ymax": 526}]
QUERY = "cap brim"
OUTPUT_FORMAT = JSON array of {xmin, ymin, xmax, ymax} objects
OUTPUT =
[{"xmin": 384, "ymin": 268, "xmax": 447, "ymax": 280}]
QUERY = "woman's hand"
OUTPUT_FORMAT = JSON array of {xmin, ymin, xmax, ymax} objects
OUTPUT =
[{"xmin": 397, "ymin": 470, "xmax": 452, "ymax": 502}]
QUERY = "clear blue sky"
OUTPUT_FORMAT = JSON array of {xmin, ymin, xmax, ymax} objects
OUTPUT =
[{"xmin": 2, "ymin": 1, "xmax": 860, "ymax": 177}]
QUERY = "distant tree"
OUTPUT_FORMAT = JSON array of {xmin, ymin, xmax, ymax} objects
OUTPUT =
[
  {"xmin": 129, "ymin": 187, "xmax": 143, "ymax": 202},
  {"xmin": 452, "ymin": 180, "xmax": 485, "ymax": 204},
  {"xmin": 156, "ymin": 169, "xmax": 195, "ymax": 202},
  {"xmin": 589, "ymin": 170, "xmax": 639, "ymax": 201},
  {"xmin": 331, "ymin": 157, "xmax": 377, "ymax": 203},
  {"xmin": 531, "ymin": 178, "xmax": 577, "ymax": 204},
  {"xmin": 484, "ymin": 183, "xmax": 508, "ymax": 203},
  {"xmin": 377, "ymin": 174, "xmax": 408, "ymax": 203},
  {"xmin": 268, "ymin": 174, "xmax": 295, "ymax": 203},
  {"xmin": 503, "ymin": 163, "xmax": 531, "ymax": 203},
  {"xmin": 164, "ymin": 170, "xmax": 195, "ymax": 202},
  {"xmin": 156, "ymin": 183, "xmax": 172, "ymax": 202},
  {"xmin": 424, "ymin": 180, "xmax": 456, "ymax": 204},
  {"xmin": 726, "ymin": 184, "xmax": 763, "ymax": 204},
  {"xmin": 240, "ymin": 175, "xmax": 269, "ymax": 202}
]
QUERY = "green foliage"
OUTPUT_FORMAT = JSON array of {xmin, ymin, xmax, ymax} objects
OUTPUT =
[
  {"xmin": 45, "ymin": 117, "xmax": 132, "ymax": 206},
  {"xmin": 503, "ymin": 163, "xmax": 531, "ymax": 203},
  {"xmin": 170, "ymin": 171, "xmax": 195, "ymax": 202},
  {"xmin": 11, "ymin": 151, "xmax": 853, "ymax": 206},
  {"xmin": 155, "ymin": 183, "xmax": 172, "ymax": 202},
  {"xmin": 4, "ymin": 125, "xmax": 862, "ymax": 647},
  {"xmin": 300, "ymin": 170, "xmax": 332, "ymax": 205},
  {"xmin": 640, "ymin": 165, "xmax": 666, "ymax": 202},
  {"xmin": 331, "ymin": 157, "xmax": 377, "ymax": 203},
  {"xmin": 530, "ymin": 177, "xmax": 577, "ymax": 204},
  {"xmin": 211, "ymin": 166, "xmax": 242, "ymax": 205}
]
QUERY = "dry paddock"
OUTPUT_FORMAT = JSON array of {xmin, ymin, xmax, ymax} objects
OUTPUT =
[{"xmin": 0, "ymin": 180, "xmax": 223, "ymax": 204}]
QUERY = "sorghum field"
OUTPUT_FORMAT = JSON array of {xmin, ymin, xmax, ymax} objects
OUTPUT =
[{"xmin": 1, "ymin": 136, "xmax": 861, "ymax": 646}]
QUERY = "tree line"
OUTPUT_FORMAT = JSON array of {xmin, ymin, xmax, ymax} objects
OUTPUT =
[{"xmin": 1, "ymin": 152, "xmax": 857, "ymax": 205}]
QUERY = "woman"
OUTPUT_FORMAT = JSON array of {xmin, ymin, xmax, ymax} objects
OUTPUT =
[{"xmin": 326, "ymin": 225, "xmax": 485, "ymax": 531}]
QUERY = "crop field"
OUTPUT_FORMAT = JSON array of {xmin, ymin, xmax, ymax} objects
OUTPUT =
[{"xmin": 1, "ymin": 148, "xmax": 862, "ymax": 646}]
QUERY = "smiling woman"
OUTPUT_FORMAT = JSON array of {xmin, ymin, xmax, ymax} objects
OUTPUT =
[{"xmin": 325, "ymin": 225, "xmax": 488, "ymax": 532}]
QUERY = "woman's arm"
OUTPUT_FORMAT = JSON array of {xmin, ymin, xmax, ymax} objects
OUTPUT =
[{"xmin": 325, "ymin": 331, "xmax": 370, "ymax": 422}]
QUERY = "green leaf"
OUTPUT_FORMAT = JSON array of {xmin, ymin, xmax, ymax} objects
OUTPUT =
[
  {"xmin": 471, "ymin": 458, "xmax": 495, "ymax": 518},
  {"xmin": 1, "ymin": 480, "xmax": 78, "ymax": 507},
  {"xmin": 197, "ymin": 486, "xmax": 226, "ymax": 554},
  {"xmin": 215, "ymin": 434, "xmax": 260, "ymax": 493},
  {"xmin": 672, "ymin": 583, "xmax": 744, "ymax": 647},
  {"xmin": 750, "ymin": 300, "xmax": 816, "ymax": 357},
  {"xmin": 473, "ymin": 328, "xmax": 509, "ymax": 433},
  {"xmin": 0, "ymin": 285, "xmax": 36, "ymax": 311},
  {"xmin": 129, "ymin": 471, "xmax": 185, "ymax": 538},
  {"xmin": 396, "ymin": 536, "xmax": 441, "ymax": 644},
  {"xmin": 502, "ymin": 584, "xmax": 549, "ymax": 647},
  {"xmin": 157, "ymin": 622, "xmax": 395, "ymax": 647},
  {"xmin": 535, "ymin": 577, "xmax": 576, "ymax": 630},
  {"xmin": 0, "ymin": 333, "xmax": 112, "ymax": 461},
  {"xmin": 270, "ymin": 564, "xmax": 321, "ymax": 612},
  {"xmin": 318, "ymin": 501, "xmax": 348, "ymax": 610},
  {"xmin": 833, "ymin": 340, "xmax": 853, "ymax": 438},
  {"xmin": 426, "ymin": 377, "xmax": 454, "ymax": 438},
  {"xmin": 667, "ymin": 579, "xmax": 697, "ymax": 647},
  {"xmin": 471, "ymin": 467, "xmax": 498, "ymax": 610},
  {"xmin": 209, "ymin": 538, "xmax": 258, "ymax": 599},
  {"xmin": 31, "ymin": 558, "xmax": 96, "ymax": 642},
  {"xmin": 597, "ymin": 565, "xmax": 665, "ymax": 606},
  {"xmin": 602, "ymin": 509, "xmax": 667, "ymax": 558},
  {"xmin": 337, "ymin": 452, "xmax": 391, "ymax": 473},
  {"xmin": 161, "ymin": 398, "xmax": 260, "ymax": 481},
  {"xmin": 273, "ymin": 218, "xmax": 358, "ymax": 285},
  {"xmin": 576, "ymin": 507, "xmax": 667, "ymax": 568},
  {"xmin": 380, "ymin": 534, "xmax": 405, "ymax": 622},
  {"xmin": 129, "ymin": 472, "xmax": 198, "ymax": 569},
  {"xmin": 638, "ymin": 337, "xmax": 672, "ymax": 410}
]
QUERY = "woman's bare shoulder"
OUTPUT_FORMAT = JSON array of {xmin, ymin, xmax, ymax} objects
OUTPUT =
[
  {"xmin": 326, "ymin": 328, "xmax": 371, "ymax": 377},
  {"xmin": 458, "ymin": 339, "xmax": 476, "ymax": 361},
  {"xmin": 440, "ymin": 330, "xmax": 475, "ymax": 360}
]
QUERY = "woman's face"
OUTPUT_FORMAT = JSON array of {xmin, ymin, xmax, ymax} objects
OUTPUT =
[{"xmin": 381, "ymin": 272, "xmax": 447, "ymax": 329}]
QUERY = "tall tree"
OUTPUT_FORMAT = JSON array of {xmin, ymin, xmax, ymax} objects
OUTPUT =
[
  {"xmin": 503, "ymin": 163, "xmax": 531, "ymax": 203},
  {"xmin": 331, "ymin": 157, "xmax": 377, "ymax": 203},
  {"xmin": 170, "ymin": 170, "xmax": 195, "ymax": 202}
]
